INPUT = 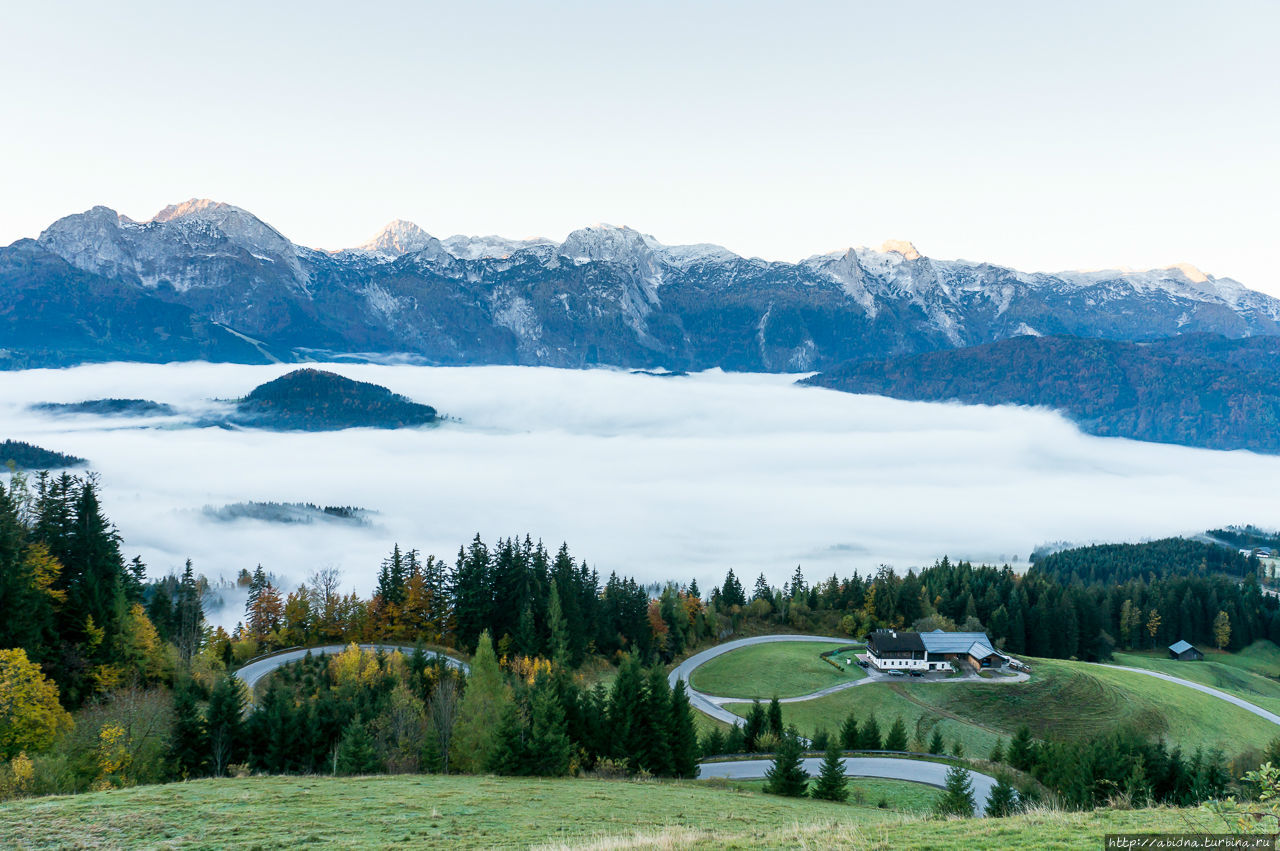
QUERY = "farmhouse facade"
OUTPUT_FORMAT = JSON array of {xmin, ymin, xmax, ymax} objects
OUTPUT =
[{"xmin": 865, "ymin": 628, "xmax": 1011, "ymax": 672}]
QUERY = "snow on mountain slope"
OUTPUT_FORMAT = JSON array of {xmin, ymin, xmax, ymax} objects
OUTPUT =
[{"xmin": 18, "ymin": 198, "xmax": 1280, "ymax": 371}]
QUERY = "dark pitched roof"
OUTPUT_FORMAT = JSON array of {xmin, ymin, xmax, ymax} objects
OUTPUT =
[{"xmin": 868, "ymin": 630, "xmax": 925, "ymax": 654}]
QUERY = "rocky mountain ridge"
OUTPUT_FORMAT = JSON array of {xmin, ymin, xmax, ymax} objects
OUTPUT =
[{"xmin": 3, "ymin": 198, "xmax": 1277, "ymax": 371}]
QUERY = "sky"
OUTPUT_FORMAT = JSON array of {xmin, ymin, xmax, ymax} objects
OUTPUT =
[
  {"xmin": 2, "ymin": 1, "xmax": 1277, "ymax": 292},
  {"xmin": 6, "ymin": 363, "xmax": 1280, "ymax": 625}
]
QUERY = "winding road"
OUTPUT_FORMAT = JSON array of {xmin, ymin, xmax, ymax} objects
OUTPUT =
[
  {"xmin": 678, "ymin": 633, "xmax": 1280, "ymax": 816},
  {"xmin": 1102, "ymin": 665, "xmax": 1280, "ymax": 726},
  {"xmin": 234, "ymin": 644, "xmax": 469, "ymax": 693},
  {"xmin": 698, "ymin": 755, "xmax": 998, "ymax": 815}
]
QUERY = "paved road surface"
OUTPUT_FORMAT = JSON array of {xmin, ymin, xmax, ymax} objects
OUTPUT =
[
  {"xmin": 1102, "ymin": 664, "xmax": 1280, "ymax": 727},
  {"xmin": 234, "ymin": 644, "xmax": 468, "ymax": 692},
  {"xmin": 699, "ymin": 756, "xmax": 996, "ymax": 816},
  {"xmin": 668, "ymin": 634, "xmax": 852, "ymax": 725}
]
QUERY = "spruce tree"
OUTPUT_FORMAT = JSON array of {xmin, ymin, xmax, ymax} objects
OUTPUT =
[
  {"xmin": 668, "ymin": 680, "xmax": 700, "ymax": 778},
  {"xmin": 763, "ymin": 730, "xmax": 809, "ymax": 797},
  {"xmin": 858, "ymin": 714, "xmax": 881, "ymax": 750},
  {"xmin": 767, "ymin": 696, "xmax": 784, "ymax": 738},
  {"xmin": 1008, "ymin": 725, "xmax": 1035, "ymax": 771},
  {"xmin": 935, "ymin": 763, "xmax": 976, "ymax": 816},
  {"xmin": 743, "ymin": 700, "xmax": 767, "ymax": 752},
  {"xmin": 206, "ymin": 673, "xmax": 246, "ymax": 776},
  {"xmin": 839, "ymin": 712, "xmax": 859, "ymax": 750},
  {"xmin": 988, "ymin": 739, "xmax": 1005, "ymax": 764},
  {"xmin": 527, "ymin": 674, "xmax": 572, "ymax": 776},
  {"xmin": 928, "ymin": 728, "xmax": 945, "ymax": 755},
  {"xmin": 169, "ymin": 680, "xmax": 208, "ymax": 779},
  {"xmin": 700, "ymin": 727, "xmax": 726, "ymax": 759},
  {"xmin": 810, "ymin": 727, "xmax": 830, "ymax": 752},
  {"xmin": 336, "ymin": 720, "xmax": 382, "ymax": 775},
  {"xmin": 810, "ymin": 737, "xmax": 849, "ymax": 802},
  {"xmin": 984, "ymin": 774, "xmax": 1018, "ymax": 817},
  {"xmin": 883, "ymin": 716, "xmax": 908, "ymax": 752},
  {"xmin": 607, "ymin": 655, "xmax": 645, "ymax": 764},
  {"xmin": 638, "ymin": 666, "xmax": 672, "ymax": 776},
  {"xmin": 724, "ymin": 724, "xmax": 746, "ymax": 754}
]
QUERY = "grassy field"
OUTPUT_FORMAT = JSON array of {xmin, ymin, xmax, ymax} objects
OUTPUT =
[
  {"xmin": 722, "ymin": 656, "xmax": 1280, "ymax": 757},
  {"xmin": 707, "ymin": 777, "xmax": 941, "ymax": 814},
  {"xmin": 689, "ymin": 640, "xmax": 865, "ymax": 699},
  {"xmin": 1111, "ymin": 641, "xmax": 1280, "ymax": 717},
  {"xmin": 0, "ymin": 774, "xmax": 1221, "ymax": 850}
]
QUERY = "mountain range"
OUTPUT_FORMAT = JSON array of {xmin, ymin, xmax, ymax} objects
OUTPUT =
[{"xmin": 2, "ymin": 198, "xmax": 1278, "ymax": 371}]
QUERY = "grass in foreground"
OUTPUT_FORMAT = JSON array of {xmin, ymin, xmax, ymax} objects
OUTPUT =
[
  {"xmin": 707, "ymin": 777, "xmax": 941, "ymax": 814},
  {"xmin": 689, "ymin": 640, "xmax": 864, "ymax": 699},
  {"xmin": 0, "ymin": 775, "xmax": 1224, "ymax": 850},
  {"xmin": 724, "ymin": 656, "xmax": 1280, "ymax": 758}
]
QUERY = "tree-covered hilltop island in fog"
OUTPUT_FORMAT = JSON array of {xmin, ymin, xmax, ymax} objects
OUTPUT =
[
  {"xmin": 0, "ymin": 439, "xmax": 86, "ymax": 470},
  {"xmin": 226, "ymin": 368, "xmax": 438, "ymax": 431}
]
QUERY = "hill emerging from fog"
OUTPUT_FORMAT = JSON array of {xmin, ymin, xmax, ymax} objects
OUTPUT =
[
  {"xmin": 228, "ymin": 369, "xmax": 437, "ymax": 431},
  {"xmin": 803, "ymin": 333, "xmax": 1280, "ymax": 454}
]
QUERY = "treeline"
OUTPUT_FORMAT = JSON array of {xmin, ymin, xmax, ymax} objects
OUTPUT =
[
  {"xmin": 0, "ymin": 441, "xmax": 85, "ymax": 472},
  {"xmin": 0, "ymin": 472, "xmax": 174, "ymax": 707},
  {"xmin": 997, "ymin": 725, "xmax": 1231, "ymax": 811},
  {"xmin": 1032, "ymin": 538, "xmax": 1254, "ymax": 584},
  {"xmin": 700, "ymin": 554, "xmax": 1278, "ymax": 663},
  {"xmin": 236, "ymin": 537, "xmax": 712, "ymax": 667}
]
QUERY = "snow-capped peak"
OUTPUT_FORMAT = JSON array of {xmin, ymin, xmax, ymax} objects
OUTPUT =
[
  {"xmin": 880, "ymin": 239, "xmax": 921, "ymax": 261},
  {"xmin": 1168, "ymin": 262, "xmax": 1209, "ymax": 284},
  {"xmin": 560, "ymin": 224, "xmax": 658, "ymax": 265},
  {"xmin": 441, "ymin": 234, "xmax": 555, "ymax": 260},
  {"xmin": 358, "ymin": 220, "xmax": 435, "ymax": 257}
]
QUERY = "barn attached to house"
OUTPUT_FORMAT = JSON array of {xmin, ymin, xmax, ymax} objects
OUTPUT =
[
  {"xmin": 1169, "ymin": 640, "xmax": 1204, "ymax": 661},
  {"xmin": 865, "ymin": 628, "xmax": 1014, "ymax": 673}
]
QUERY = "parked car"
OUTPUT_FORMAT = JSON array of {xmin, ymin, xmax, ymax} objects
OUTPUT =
[
  {"xmin": 857, "ymin": 660, "xmax": 869, "ymax": 668},
  {"xmin": 887, "ymin": 670, "xmax": 906, "ymax": 677},
  {"xmin": 909, "ymin": 670, "xmax": 924, "ymax": 678}
]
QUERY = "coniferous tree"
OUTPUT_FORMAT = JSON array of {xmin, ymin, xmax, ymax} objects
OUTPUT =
[
  {"xmin": 810, "ymin": 727, "xmax": 830, "ymax": 752},
  {"xmin": 763, "ymin": 729, "xmax": 809, "ymax": 797},
  {"xmin": 175, "ymin": 560, "xmax": 203, "ymax": 664},
  {"xmin": 451, "ymin": 631, "xmax": 510, "ymax": 773},
  {"xmin": 989, "ymin": 739, "xmax": 1006, "ymax": 764},
  {"xmin": 884, "ymin": 716, "xmax": 908, "ymax": 752},
  {"xmin": 207, "ymin": 673, "xmax": 246, "ymax": 776},
  {"xmin": 337, "ymin": 719, "xmax": 382, "ymax": 775},
  {"xmin": 547, "ymin": 583, "xmax": 569, "ymax": 666},
  {"xmin": 700, "ymin": 727, "xmax": 726, "ymax": 759},
  {"xmin": 767, "ymin": 696, "xmax": 784, "ymax": 738},
  {"xmin": 724, "ymin": 724, "xmax": 746, "ymax": 754},
  {"xmin": 638, "ymin": 666, "xmax": 673, "ymax": 775},
  {"xmin": 169, "ymin": 680, "xmax": 208, "ymax": 779},
  {"xmin": 985, "ymin": 774, "xmax": 1019, "ymax": 817},
  {"xmin": 1008, "ymin": 725, "xmax": 1035, "ymax": 771},
  {"xmin": 668, "ymin": 680, "xmax": 700, "ymax": 778},
  {"xmin": 839, "ymin": 712, "xmax": 859, "ymax": 750},
  {"xmin": 526, "ymin": 674, "xmax": 572, "ymax": 776},
  {"xmin": 935, "ymin": 763, "xmax": 976, "ymax": 816},
  {"xmin": 928, "ymin": 728, "xmax": 945, "ymax": 755},
  {"xmin": 608, "ymin": 654, "xmax": 646, "ymax": 765},
  {"xmin": 743, "ymin": 700, "xmax": 767, "ymax": 752},
  {"xmin": 721, "ymin": 569, "xmax": 746, "ymax": 608},
  {"xmin": 858, "ymin": 715, "xmax": 881, "ymax": 751},
  {"xmin": 810, "ymin": 737, "xmax": 849, "ymax": 802}
]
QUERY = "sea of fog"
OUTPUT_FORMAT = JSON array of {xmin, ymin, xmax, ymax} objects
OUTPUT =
[{"xmin": 2, "ymin": 361, "xmax": 1277, "ymax": 625}]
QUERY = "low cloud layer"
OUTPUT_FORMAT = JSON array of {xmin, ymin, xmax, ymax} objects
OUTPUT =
[{"xmin": 3, "ymin": 362, "xmax": 1278, "ymax": 626}]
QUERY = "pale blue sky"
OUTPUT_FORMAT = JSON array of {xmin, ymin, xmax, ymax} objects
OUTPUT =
[{"xmin": 2, "ymin": 1, "xmax": 1277, "ymax": 292}]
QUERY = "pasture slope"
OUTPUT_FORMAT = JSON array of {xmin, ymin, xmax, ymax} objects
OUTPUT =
[{"xmin": 0, "ymin": 775, "xmax": 1212, "ymax": 850}]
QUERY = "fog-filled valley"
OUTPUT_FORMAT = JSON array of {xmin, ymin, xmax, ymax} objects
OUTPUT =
[{"xmin": 3, "ymin": 362, "xmax": 1277, "ymax": 624}]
